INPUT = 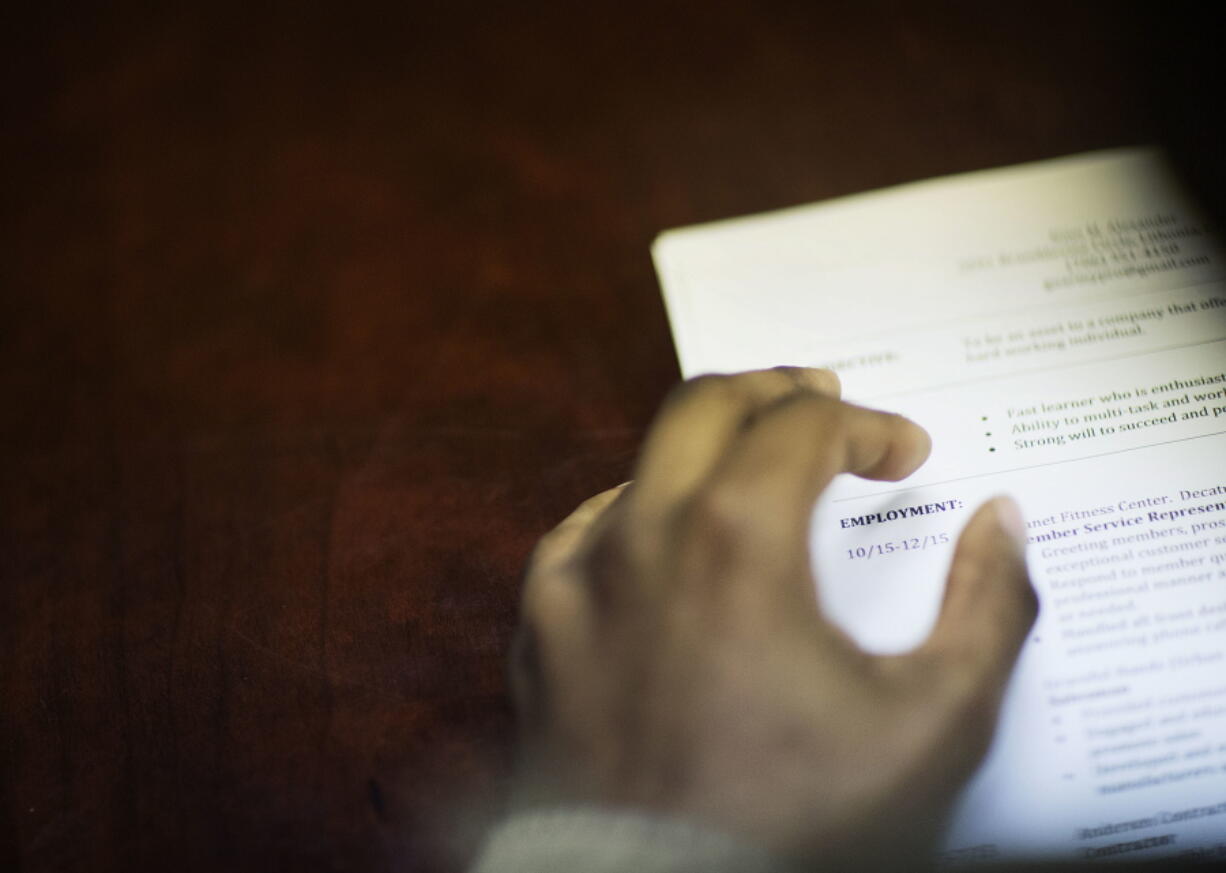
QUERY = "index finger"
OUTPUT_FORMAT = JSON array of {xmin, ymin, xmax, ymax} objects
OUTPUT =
[
  {"xmin": 693, "ymin": 394, "xmax": 931, "ymax": 567},
  {"xmin": 629, "ymin": 367, "xmax": 840, "ymax": 522}
]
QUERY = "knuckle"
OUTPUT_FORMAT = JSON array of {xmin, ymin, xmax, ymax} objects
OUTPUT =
[
  {"xmin": 685, "ymin": 481, "xmax": 751, "ymax": 544},
  {"xmin": 576, "ymin": 522, "xmax": 654, "ymax": 612},
  {"xmin": 770, "ymin": 364, "xmax": 804, "ymax": 377},
  {"xmin": 803, "ymin": 394, "xmax": 843, "ymax": 434},
  {"xmin": 582, "ymin": 521, "xmax": 636, "ymax": 577},
  {"xmin": 521, "ymin": 560, "xmax": 580, "ymax": 633},
  {"xmin": 806, "ymin": 394, "xmax": 845, "ymax": 429},
  {"xmin": 526, "ymin": 531, "xmax": 564, "ymax": 574},
  {"xmin": 667, "ymin": 372, "xmax": 730, "ymax": 407},
  {"xmin": 769, "ymin": 364, "xmax": 824, "ymax": 393}
]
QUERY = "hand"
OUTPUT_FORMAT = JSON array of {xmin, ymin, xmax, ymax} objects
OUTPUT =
[{"xmin": 509, "ymin": 367, "xmax": 1036, "ymax": 867}]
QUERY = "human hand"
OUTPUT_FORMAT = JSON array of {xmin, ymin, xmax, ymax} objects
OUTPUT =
[{"xmin": 509, "ymin": 367, "xmax": 1036, "ymax": 867}]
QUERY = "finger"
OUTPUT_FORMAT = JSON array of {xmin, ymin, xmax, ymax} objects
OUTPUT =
[
  {"xmin": 915, "ymin": 496, "xmax": 1037, "ymax": 695},
  {"xmin": 530, "ymin": 483, "xmax": 631, "ymax": 573},
  {"xmin": 691, "ymin": 393, "xmax": 931, "ymax": 561},
  {"xmin": 630, "ymin": 367, "xmax": 840, "ymax": 520},
  {"xmin": 517, "ymin": 487, "xmax": 631, "ymax": 726}
]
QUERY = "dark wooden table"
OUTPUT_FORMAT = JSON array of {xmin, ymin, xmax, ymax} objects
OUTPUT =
[{"xmin": 3, "ymin": 2, "xmax": 1222, "ymax": 870}]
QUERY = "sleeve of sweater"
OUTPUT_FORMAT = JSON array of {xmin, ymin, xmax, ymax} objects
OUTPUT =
[{"xmin": 469, "ymin": 808, "xmax": 796, "ymax": 873}]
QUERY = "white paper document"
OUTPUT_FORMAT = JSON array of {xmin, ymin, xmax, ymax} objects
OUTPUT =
[{"xmin": 653, "ymin": 148, "xmax": 1226, "ymax": 863}]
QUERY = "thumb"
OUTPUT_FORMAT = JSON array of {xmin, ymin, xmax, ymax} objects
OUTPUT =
[{"xmin": 919, "ymin": 496, "xmax": 1038, "ymax": 696}]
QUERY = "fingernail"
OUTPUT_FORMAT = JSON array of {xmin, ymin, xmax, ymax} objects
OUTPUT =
[{"xmin": 993, "ymin": 496, "xmax": 1028, "ymax": 550}]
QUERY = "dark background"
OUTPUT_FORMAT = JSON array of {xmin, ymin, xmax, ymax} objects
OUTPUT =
[{"xmin": 3, "ymin": 2, "xmax": 1223, "ymax": 871}]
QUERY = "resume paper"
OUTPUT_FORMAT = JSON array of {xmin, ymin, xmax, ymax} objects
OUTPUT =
[{"xmin": 652, "ymin": 148, "xmax": 1226, "ymax": 863}]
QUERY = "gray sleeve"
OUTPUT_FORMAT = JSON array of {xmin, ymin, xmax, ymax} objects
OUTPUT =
[{"xmin": 470, "ymin": 808, "xmax": 793, "ymax": 873}]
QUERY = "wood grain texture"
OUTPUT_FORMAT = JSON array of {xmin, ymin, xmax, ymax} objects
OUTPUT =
[{"xmin": 2, "ymin": 2, "xmax": 1221, "ymax": 870}]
